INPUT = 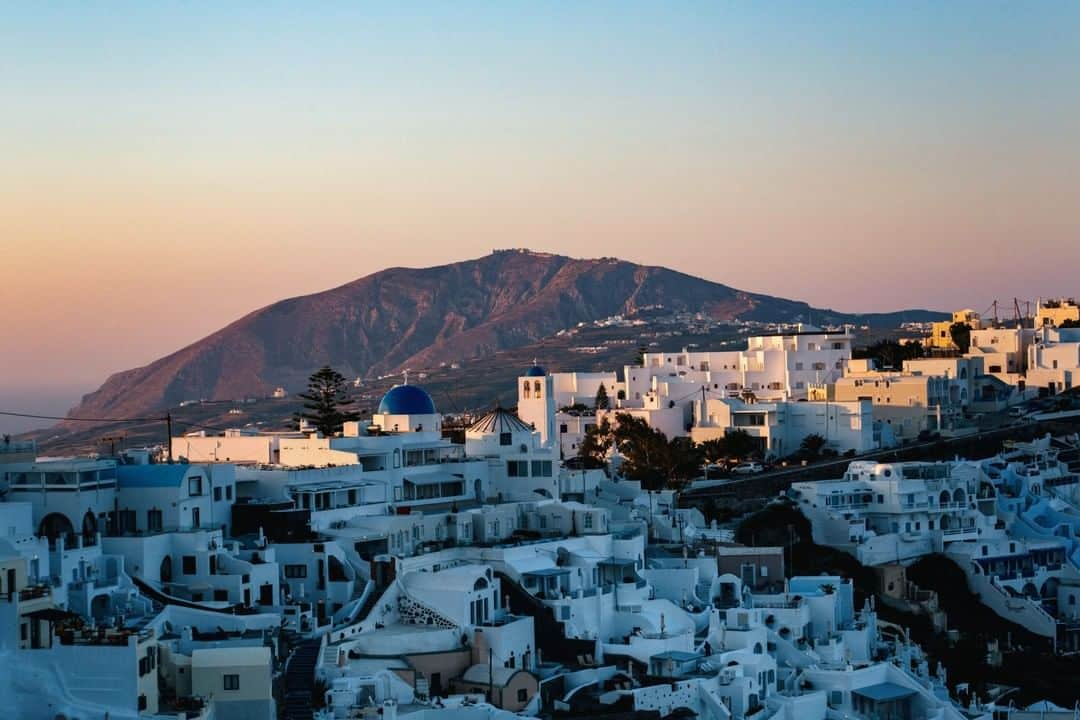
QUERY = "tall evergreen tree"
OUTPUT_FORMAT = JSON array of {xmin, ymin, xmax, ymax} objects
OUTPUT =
[
  {"xmin": 949, "ymin": 322, "xmax": 972, "ymax": 354},
  {"xmin": 577, "ymin": 417, "xmax": 613, "ymax": 468},
  {"xmin": 594, "ymin": 384, "xmax": 610, "ymax": 410},
  {"xmin": 295, "ymin": 366, "xmax": 359, "ymax": 436},
  {"xmin": 799, "ymin": 433, "xmax": 827, "ymax": 458}
]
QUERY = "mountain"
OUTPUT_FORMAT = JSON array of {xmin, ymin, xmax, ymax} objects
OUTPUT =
[{"xmin": 65, "ymin": 250, "xmax": 943, "ymax": 422}]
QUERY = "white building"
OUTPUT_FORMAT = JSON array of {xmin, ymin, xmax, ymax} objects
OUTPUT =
[
  {"xmin": 1027, "ymin": 326, "xmax": 1080, "ymax": 394},
  {"xmin": 115, "ymin": 462, "xmax": 236, "ymax": 536},
  {"xmin": 690, "ymin": 397, "xmax": 879, "ymax": 458},
  {"xmin": 464, "ymin": 408, "xmax": 558, "ymax": 502},
  {"xmin": 792, "ymin": 460, "xmax": 998, "ymax": 565},
  {"xmin": 175, "ymin": 384, "xmax": 491, "ymax": 511},
  {"xmin": 191, "ymin": 645, "xmax": 275, "ymax": 720},
  {"xmin": 525, "ymin": 329, "xmax": 856, "ymax": 456}
]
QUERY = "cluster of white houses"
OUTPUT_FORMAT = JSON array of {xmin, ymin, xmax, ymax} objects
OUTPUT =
[
  {"xmin": 792, "ymin": 434, "xmax": 1080, "ymax": 654},
  {"xmin": 523, "ymin": 303, "xmax": 1080, "ymax": 463},
  {"xmin": 3, "ymin": 361, "xmax": 1049, "ymax": 720},
  {"xmin": 3, "ymin": 303, "xmax": 1080, "ymax": 719},
  {"xmin": 524, "ymin": 328, "xmax": 1003, "ymax": 461}
]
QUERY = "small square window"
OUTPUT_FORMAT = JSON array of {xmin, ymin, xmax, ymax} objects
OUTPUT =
[{"xmin": 223, "ymin": 674, "xmax": 240, "ymax": 691}]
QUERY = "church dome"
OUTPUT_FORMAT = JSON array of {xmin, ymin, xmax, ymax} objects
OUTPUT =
[
  {"xmin": 468, "ymin": 407, "xmax": 533, "ymax": 434},
  {"xmin": 525, "ymin": 364, "xmax": 547, "ymax": 377},
  {"xmin": 377, "ymin": 384, "xmax": 436, "ymax": 415}
]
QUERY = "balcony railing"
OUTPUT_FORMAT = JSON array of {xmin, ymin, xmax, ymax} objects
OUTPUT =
[{"xmin": 18, "ymin": 585, "xmax": 52, "ymax": 602}]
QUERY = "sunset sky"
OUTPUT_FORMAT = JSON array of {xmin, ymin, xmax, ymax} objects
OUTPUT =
[{"xmin": 2, "ymin": 2, "xmax": 1078, "ymax": 421}]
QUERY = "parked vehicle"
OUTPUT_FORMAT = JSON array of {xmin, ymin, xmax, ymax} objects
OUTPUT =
[{"xmin": 731, "ymin": 462, "xmax": 764, "ymax": 475}]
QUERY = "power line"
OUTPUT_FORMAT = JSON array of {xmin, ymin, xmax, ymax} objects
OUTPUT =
[
  {"xmin": 0, "ymin": 410, "xmax": 165, "ymax": 423},
  {"xmin": 171, "ymin": 418, "xmax": 237, "ymax": 435}
]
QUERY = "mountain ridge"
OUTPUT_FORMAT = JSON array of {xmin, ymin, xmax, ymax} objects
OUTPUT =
[{"xmin": 65, "ymin": 250, "xmax": 944, "ymax": 423}]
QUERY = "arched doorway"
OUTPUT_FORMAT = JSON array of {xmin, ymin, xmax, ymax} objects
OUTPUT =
[
  {"xmin": 91, "ymin": 594, "xmax": 111, "ymax": 620},
  {"xmin": 160, "ymin": 556, "xmax": 173, "ymax": 585},
  {"xmin": 38, "ymin": 513, "xmax": 75, "ymax": 549},
  {"xmin": 82, "ymin": 511, "xmax": 98, "ymax": 545}
]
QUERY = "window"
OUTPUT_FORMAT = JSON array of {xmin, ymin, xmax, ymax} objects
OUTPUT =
[
  {"xmin": 583, "ymin": 514, "xmax": 593, "ymax": 529},
  {"xmin": 284, "ymin": 564, "xmax": 307, "ymax": 579},
  {"xmin": 500, "ymin": 432, "xmax": 512, "ymax": 446},
  {"xmin": 213, "ymin": 487, "xmax": 222, "ymax": 501},
  {"xmin": 506, "ymin": 460, "xmax": 529, "ymax": 477},
  {"xmin": 795, "ymin": 362, "xmax": 804, "ymax": 371},
  {"xmin": 182, "ymin": 556, "xmax": 196, "ymax": 575},
  {"xmin": 188, "ymin": 476, "xmax": 203, "ymax": 496},
  {"xmin": 531, "ymin": 460, "xmax": 553, "ymax": 477},
  {"xmin": 225, "ymin": 485, "xmax": 233, "ymax": 500},
  {"xmin": 223, "ymin": 674, "xmax": 240, "ymax": 691},
  {"xmin": 147, "ymin": 509, "xmax": 163, "ymax": 532},
  {"xmin": 517, "ymin": 689, "xmax": 528, "ymax": 702},
  {"xmin": 560, "ymin": 423, "xmax": 568, "ymax": 433}
]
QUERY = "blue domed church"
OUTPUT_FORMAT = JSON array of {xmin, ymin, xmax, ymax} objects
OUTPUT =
[{"xmin": 372, "ymin": 383, "xmax": 441, "ymax": 434}]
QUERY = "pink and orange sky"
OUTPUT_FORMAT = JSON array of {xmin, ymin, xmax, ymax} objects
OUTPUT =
[{"xmin": 2, "ymin": 2, "xmax": 1078, "ymax": 409}]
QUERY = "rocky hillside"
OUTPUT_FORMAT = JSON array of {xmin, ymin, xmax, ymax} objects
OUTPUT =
[{"xmin": 66, "ymin": 250, "xmax": 943, "ymax": 422}]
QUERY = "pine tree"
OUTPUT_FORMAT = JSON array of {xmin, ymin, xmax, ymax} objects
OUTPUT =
[
  {"xmin": 594, "ymin": 384, "xmax": 610, "ymax": 410},
  {"xmin": 295, "ymin": 366, "xmax": 359, "ymax": 436}
]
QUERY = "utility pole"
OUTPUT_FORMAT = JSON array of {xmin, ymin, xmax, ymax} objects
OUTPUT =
[{"xmin": 166, "ymin": 413, "xmax": 174, "ymax": 463}]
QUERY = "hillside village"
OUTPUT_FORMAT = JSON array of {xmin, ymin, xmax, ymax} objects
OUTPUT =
[{"xmin": 3, "ymin": 300, "xmax": 1080, "ymax": 719}]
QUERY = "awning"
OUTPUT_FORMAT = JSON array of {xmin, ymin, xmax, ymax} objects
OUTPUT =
[
  {"xmin": 852, "ymin": 683, "xmax": 917, "ymax": 703},
  {"xmin": 24, "ymin": 608, "xmax": 80, "ymax": 622},
  {"xmin": 402, "ymin": 472, "xmax": 465, "ymax": 485},
  {"xmin": 523, "ymin": 567, "xmax": 570, "ymax": 577}
]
